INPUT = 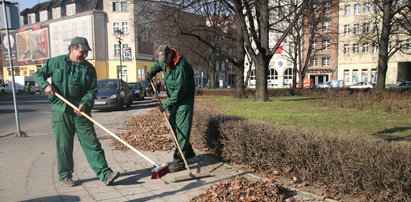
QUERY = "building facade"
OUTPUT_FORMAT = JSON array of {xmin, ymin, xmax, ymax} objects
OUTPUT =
[{"xmin": 337, "ymin": 0, "xmax": 411, "ymax": 85}]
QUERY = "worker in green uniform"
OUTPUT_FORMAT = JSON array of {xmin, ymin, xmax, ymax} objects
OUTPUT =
[
  {"xmin": 34, "ymin": 37, "xmax": 119, "ymax": 186},
  {"xmin": 146, "ymin": 45, "xmax": 196, "ymax": 172}
]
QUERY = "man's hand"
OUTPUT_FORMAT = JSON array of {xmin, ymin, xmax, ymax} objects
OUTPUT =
[
  {"xmin": 146, "ymin": 72, "xmax": 153, "ymax": 81},
  {"xmin": 74, "ymin": 104, "xmax": 85, "ymax": 116},
  {"xmin": 44, "ymin": 85, "xmax": 56, "ymax": 95},
  {"xmin": 159, "ymin": 104, "xmax": 166, "ymax": 113}
]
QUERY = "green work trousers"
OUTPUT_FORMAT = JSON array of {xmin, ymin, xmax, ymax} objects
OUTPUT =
[
  {"xmin": 169, "ymin": 99, "xmax": 196, "ymax": 167},
  {"xmin": 52, "ymin": 110, "xmax": 112, "ymax": 181}
]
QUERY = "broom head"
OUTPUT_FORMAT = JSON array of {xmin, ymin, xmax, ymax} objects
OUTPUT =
[{"xmin": 151, "ymin": 164, "xmax": 170, "ymax": 179}]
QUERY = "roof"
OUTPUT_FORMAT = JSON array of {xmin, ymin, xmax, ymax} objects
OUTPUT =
[{"xmin": 21, "ymin": 0, "xmax": 102, "ymax": 15}]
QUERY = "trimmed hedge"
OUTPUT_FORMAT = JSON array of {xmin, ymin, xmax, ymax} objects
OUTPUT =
[{"xmin": 191, "ymin": 106, "xmax": 411, "ymax": 201}]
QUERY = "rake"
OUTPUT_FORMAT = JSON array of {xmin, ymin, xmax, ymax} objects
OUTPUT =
[
  {"xmin": 149, "ymin": 81, "xmax": 211, "ymax": 183},
  {"xmin": 55, "ymin": 92, "xmax": 169, "ymax": 179}
]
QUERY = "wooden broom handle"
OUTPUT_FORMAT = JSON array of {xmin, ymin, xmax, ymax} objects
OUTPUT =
[
  {"xmin": 149, "ymin": 80, "xmax": 192, "ymax": 173},
  {"xmin": 55, "ymin": 93, "xmax": 158, "ymax": 166}
]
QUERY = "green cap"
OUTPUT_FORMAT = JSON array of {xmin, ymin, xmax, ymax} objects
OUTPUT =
[
  {"xmin": 156, "ymin": 45, "xmax": 170, "ymax": 63},
  {"xmin": 70, "ymin": 37, "xmax": 92, "ymax": 51}
]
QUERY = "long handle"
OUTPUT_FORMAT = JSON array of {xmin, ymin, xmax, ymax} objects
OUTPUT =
[
  {"xmin": 149, "ymin": 81, "xmax": 192, "ymax": 174},
  {"xmin": 55, "ymin": 93, "xmax": 158, "ymax": 166}
]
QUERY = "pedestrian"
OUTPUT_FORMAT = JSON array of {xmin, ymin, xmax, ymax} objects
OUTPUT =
[
  {"xmin": 156, "ymin": 79, "xmax": 162, "ymax": 93},
  {"xmin": 146, "ymin": 45, "xmax": 196, "ymax": 172},
  {"xmin": 34, "ymin": 37, "xmax": 119, "ymax": 187},
  {"xmin": 205, "ymin": 79, "xmax": 211, "ymax": 89}
]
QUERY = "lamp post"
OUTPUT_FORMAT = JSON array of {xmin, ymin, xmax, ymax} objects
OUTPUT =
[{"xmin": 114, "ymin": 29, "xmax": 124, "ymax": 80}]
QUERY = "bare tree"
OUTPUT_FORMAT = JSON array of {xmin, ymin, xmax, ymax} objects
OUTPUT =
[{"xmin": 355, "ymin": 0, "xmax": 411, "ymax": 88}]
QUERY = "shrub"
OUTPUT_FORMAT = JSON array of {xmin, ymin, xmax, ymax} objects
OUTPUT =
[{"xmin": 191, "ymin": 106, "xmax": 411, "ymax": 201}]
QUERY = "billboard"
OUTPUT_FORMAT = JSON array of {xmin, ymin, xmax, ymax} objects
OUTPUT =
[{"xmin": 1, "ymin": 26, "xmax": 50, "ymax": 67}]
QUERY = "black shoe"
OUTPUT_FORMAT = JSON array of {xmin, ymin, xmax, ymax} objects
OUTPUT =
[
  {"xmin": 104, "ymin": 171, "xmax": 120, "ymax": 186},
  {"xmin": 169, "ymin": 165, "xmax": 185, "ymax": 173}
]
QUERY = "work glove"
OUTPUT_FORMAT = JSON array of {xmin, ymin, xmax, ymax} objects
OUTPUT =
[
  {"xmin": 146, "ymin": 72, "xmax": 153, "ymax": 81},
  {"xmin": 158, "ymin": 104, "xmax": 166, "ymax": 112}
]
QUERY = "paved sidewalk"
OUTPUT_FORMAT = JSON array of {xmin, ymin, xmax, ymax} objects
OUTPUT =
[{"xmin": 0, "ymin": 101, "xmax": 337, "ymax": 202}]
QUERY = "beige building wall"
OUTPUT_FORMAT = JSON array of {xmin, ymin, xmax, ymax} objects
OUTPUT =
[{"xmin": 338, "ymin": 0, "xmax": 411, "ymax": 85}]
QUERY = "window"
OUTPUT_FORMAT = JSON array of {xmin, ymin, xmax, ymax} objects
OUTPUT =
[
  {"xmin": 353, "ymin": 43, "xmax": 359, "ymax": 53},
  {"xmin": 354, "ymin": 4, "xmax": 361, "ymax": 14},
  {"xmin": 323, "ymin": 39, "xmax": 330, "ymax": 50},
  {"xmin": 283, "ymin": 68, "xmax": 293, "ymax": 86},
  {"xmin": 52, "ymin": 7, "xmax": 61, "ymax": 19},
  {"xmin": 353, "ymin": 69, "xmax": 359, "ymax": 83},
  {"xmin": 344, "ymin": 24, "xmax": 350, "ymax": 35},
  {"xmin": 388, "ymin": 41, "xmax": 392, "ymax": 51},
  {"xmin": 113, "ymin": 2, "xmax": 121, "ymax": 11},
  {"xmin": 324, "ymin": 2, "xmax": 331, "ymax": 13},
  {"xmin": 28, "ymin": 13, "xmax": 36, "ymax": 24},
  {"xmin": 372, "ymin": 42, "xmax": 379, "ymax": 53},
  {"xmin": 113, "ymin": 2, "xmax": 128, "ymax": 11},
  {"xmin": 362, "ymin": 69, "xmax": 368, "ymax": 82},
  {"xmin": 322, "ymin": 58, "xmax": 330, "ymax": 66},
  {"xmin": 121, "ymin": 2, "xmax": 128, "ymax": 11},
  {"xmin": 114, "ymin": 44, "xmax": 120, "ymax": 55},
  {"xmin": 268, "ymin": 68, "xmax": 278, "ymax": 80},
  {"xmin": 40, "ymin": 11, "xmax": 48, "ymax": 22},
  {"xmin": 344, "ymin": 5, "xmax": 350, "ymax": 16},
  {"xmin": 353, "ymin": 24, "xmax": 359, "ymax": 34},
  {"xmin": 122, "ymin": 22, "xmax": 128, "ymax": 34},
  {"xmin": 364, "ymin": 2, "xmax": 371, "ymax": 13},
  {"xmin": 373, "ymin": 23, "xmax": 379, "ymax": 32},
  {"xmin": 344, "ymin": 70, "xmax": 350, "ymax": 83},
  {"xmin": 323, "ymin": 20, "xmax": 330, "ymax": 32},
  {"xmin": 371, "ymin": 69, "xmax": 377, "ymax": 83},
  {"xmin": 344, "ymin": 44, "xmax": 350, "ymax": 54},
  {"xmin": 113, "ymin": 22, "xmax": 120, "ymax": 33},
  {"xmin": 406, "ymin": 39, "xmax": 411, "ymax": 51},
  {"xmin": 312, "ymin": 39, "xmax": 318, "ymax": 50},
  {"xmin": 363, "ymin": 23, "xmax": 370, "ymax": 33},
  {"xmin": 311, "ymin": 58, "xmax": 317, "ymax": 66},
  {"xmin": 374, "ymin": 3, "xmax": 380, "ymax": 13},
  {"xmin": 66, "ymin": 4, "xmax": 76, "ymax": 16},
  {"xmin": 362, "ymin": 43, "xmax": 369, "ymax": 53}
]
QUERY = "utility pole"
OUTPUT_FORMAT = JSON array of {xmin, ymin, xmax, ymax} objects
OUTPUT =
[{"xmin": 2, "ymin": 0, "xmax": 25, "ymax": 137}]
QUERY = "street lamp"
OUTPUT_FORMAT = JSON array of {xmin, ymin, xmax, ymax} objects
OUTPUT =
[{"xmin": 114, "ymin": 29, "xmax": 124, "ymax": 80}]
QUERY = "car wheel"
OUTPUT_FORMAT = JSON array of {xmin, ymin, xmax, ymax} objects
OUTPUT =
[{"xmin": 126, "ymin": 97, "xmax": 132, "ymax": 107}]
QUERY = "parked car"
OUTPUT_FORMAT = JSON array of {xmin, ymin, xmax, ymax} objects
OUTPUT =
[
  {"xmin": 93, "ymin": 79, "xmax": 133, "ymax": 110},
  {"xmin": 139, "ymin": 80, "xmax": 153, "ymax": 96},
  {"xmin": 128, "ymin": 82, "xmax": 145, "ymax": 101},
  {"xmin": 313, "ymin": 82, "xmax": 330, "ymax": 88},
  {"xmin": 349, "ymin": 82, "xmax": 374, "ymax": 89},
  {"xmin": 0, "ymin": 85, "xmax": 5, "ymax": 94},
  {"xmin": 387, "ymin": 81, "xmax": 411, "ymax": 88}
]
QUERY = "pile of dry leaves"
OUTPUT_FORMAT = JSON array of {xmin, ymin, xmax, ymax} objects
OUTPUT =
[
  {"xmin": 112, "ymin": 108, "xmax": 175, "ymax": 151},
  {"xmin": 191, "ymin": 177, "xmax": 298, "ymax": 202}
]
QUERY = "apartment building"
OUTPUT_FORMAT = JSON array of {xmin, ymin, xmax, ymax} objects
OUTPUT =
[
  {"xmin": 302, "ymin": 0, "xmax": 339, "ymax": 86},
  {"xmin": 337, "ymin": 0, "xmax": 411, "ymax": 85}
]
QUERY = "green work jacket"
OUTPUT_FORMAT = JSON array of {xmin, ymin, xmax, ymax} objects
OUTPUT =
[
  {"xmin": 149, "ymin": 56, "xmax": 195, "ymax": 110},
  {"xmin": 34, "ymin": 55, "xmax": 97, "ymax": 113}
]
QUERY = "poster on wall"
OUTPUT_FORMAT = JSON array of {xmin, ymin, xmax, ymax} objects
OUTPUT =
[
  {"xmin": 344, "ymin": 70, "xmax": 350, "ymax": 83},
  {"xmin": 1, "ymin": 30, "xmax": 17, "ymax": 66},
  {"xmin": 362, "ymin": 70, "xmax": 368, "ymax": 82},
  {"xmin": 16, "ymin": 31, "xmax": 31, "ymax": 61},
  {"xmin": 352, "ymin": 70, "xmax": 359, "ymax": 83},
  {"xmin": 30, "ymin": 28, "xmax": 50, "ymax": 60},
  {"xmin": 123, "ymin": 48, "xmax": 132, "ymax": 61}
]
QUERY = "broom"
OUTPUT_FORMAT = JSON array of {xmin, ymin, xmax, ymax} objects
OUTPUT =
[
  {"xmin": 54, "ymin": 92, "xmax": 169, "ymax": 179},
  {"xmin": 149, "ymin": 81, "xmax": 211, "ymax": 183}
]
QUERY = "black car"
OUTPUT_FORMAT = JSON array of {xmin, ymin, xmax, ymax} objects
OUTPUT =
[
  {"xmin": 94, "ymin": 79, "xmax": 133, "ymax": 110},
  {"xmin": 139, "ymin": 80, "xmax": 153, "ymax": 97},
  {"xmin": 128, "ymin": 82, "xmax": 145, "ymax": 101}
]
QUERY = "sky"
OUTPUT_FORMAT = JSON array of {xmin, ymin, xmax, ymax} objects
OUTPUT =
[{"xmin": 14, "ymin": 0, "xmax": 48, "ymax": 11}]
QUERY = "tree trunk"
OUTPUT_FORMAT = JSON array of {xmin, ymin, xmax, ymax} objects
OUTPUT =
[
  {"xmin": 376, "ymin": 0, "xmax": 392, "ymax": 89},
  {"xmin": 255, "ymin": 57, "xmax": 268, "ymax": 101},
  {"xmin": 235, "ymin": 63, "xmax": 247, "ymax": 98}
]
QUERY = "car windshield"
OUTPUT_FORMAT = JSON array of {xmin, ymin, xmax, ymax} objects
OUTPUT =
[
  {"xmin": 128, "ymin": 83, "xmax": 138, "ymax": 89},
  {"xmin": 98, "ymin": 81, "xmax": 118, "ymax": 90}
]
